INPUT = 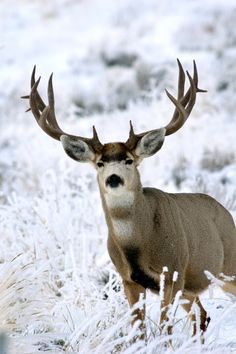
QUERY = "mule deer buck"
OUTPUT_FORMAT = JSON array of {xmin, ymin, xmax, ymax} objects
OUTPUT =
[{"xmin": 23, "ymin": 60, "xmax": 236, "ymax": 337}]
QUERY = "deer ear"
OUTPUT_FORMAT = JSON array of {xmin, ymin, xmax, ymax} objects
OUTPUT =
[
  {"xmin": 60, "ymin": 135, "xmax": 95, "ymax": 162},
  {"xmin": 135, "ymin": 128, "xmax": 166, "ymax": 158}
]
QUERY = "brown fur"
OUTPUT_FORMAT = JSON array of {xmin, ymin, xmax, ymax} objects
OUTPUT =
[
  {"xmin": 101, "ymin": 165, "xmax": 236, "ymax": 335},
  {"xmin": 100, "ymin": 143, "xmax": 129, "ymax": 162}
]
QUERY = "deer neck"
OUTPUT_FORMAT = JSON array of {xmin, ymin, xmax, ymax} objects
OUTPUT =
[{"xmin": 100, "ymin": 184, "xmax": 149, "ymax": 246}]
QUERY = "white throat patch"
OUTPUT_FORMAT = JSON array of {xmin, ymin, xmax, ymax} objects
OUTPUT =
[
  {"xmin": 105, "ymin": 191, "xmax": 134, "ymax": 209},
  {"xmin": 105, "ymin": 191, "xmax": 134, "ymax": 239},
  {"xmin": 111, "ymin": 219, "xmax": 133, "ymax": 238}
]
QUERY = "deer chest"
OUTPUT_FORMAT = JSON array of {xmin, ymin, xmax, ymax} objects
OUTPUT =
[{"xmin": 108, "ymin": 237, "xmax": 160, "ymax": 291}]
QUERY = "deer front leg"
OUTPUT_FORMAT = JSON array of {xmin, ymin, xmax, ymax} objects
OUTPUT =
[
  {"xmin": 123, "ymin": 280, "xmax": 146, "ymax": 335},
  {"xmin": 182, "ymin": 294, "xmax": 210, "ymax": 338},
  {"xmin": 159, "ymin": 278, "xmax": 185, "ymax": 336},
  {"xmin": 159, "ymin": 284, "xmax": 174, "ymax": 336}
]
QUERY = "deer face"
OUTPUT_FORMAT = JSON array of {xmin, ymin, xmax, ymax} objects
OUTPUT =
[
  {"xmin": 60, "ymin": 129, "xmax": 165, "ymax": 196},
  {"xmin": 95, "ymin": 143, "xmax": 139, "ymax": 195}
]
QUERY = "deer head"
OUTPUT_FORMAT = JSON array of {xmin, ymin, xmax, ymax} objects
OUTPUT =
[{"xmin": 22, "ymin": 60, "xmax": 205, "ymax": 198}]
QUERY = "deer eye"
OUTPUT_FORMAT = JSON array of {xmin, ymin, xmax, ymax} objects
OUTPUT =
[
  {"xmin": 97, "ymin": 161, "xmax": 104, "ymax": 168},
  {"xmin": 125, "ymin": 159, "xmax": 133, "ymax": 165}
]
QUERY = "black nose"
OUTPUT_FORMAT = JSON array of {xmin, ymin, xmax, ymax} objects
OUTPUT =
[{"xmin": 106, "ymin": 174, "xmax": 123, "ymax": 188}]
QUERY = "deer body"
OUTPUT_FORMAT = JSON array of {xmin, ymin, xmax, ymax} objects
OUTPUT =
[
  {"xmin": 97, "ymin": 143, "xmax": 236, "ymax": 333},
  {"xmin": 104, "ymin": 185, "xmax": 236, "ymax": 292},
  {"xmin": 24, "ymin": 60, "xmax": 236, "ymax": 337}
]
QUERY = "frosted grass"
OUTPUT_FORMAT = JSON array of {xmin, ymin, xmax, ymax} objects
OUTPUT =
[{"xmin": 0, "ymin": 0, "xmax": 236, "ymax": 352}]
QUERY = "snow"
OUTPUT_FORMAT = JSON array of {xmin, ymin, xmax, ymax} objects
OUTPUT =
[{"xmin": 0, "ymin": 0, "xmax": 236, "ymax": 352}]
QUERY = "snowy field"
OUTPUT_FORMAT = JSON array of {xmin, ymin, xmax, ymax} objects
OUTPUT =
[{"xmin": 0, "ymin": 0, "xmax": 236, "ymax": 353}]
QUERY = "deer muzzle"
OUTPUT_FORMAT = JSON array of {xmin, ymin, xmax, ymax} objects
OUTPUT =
[{"xmin": 106, "ymin": 174, "xmax": 124, "ymax": 188}]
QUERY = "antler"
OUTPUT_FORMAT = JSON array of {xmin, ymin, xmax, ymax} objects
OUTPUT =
[
  {"xmin": 125, "ymin": 59, "xmax": 206, "ymax": 150},
  {"xmin": 22, "ymin": 66, "xmax": 103, "ymax": 152}
]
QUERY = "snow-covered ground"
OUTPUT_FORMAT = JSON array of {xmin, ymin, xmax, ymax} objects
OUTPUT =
[{"xmin": 0, "ymin": 0, "xmax": 236, "ymax": 353}]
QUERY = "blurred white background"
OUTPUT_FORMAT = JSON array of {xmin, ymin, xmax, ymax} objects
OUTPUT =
[{"xmin": 0, "ymin": 0, "xmax": 236, "ymax": 353}]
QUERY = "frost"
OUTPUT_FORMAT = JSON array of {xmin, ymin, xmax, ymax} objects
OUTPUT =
[
  {"xmin": 0, "ymin": 0, "xmax": 236, "ymax": 352},
  {"xmin": 172, "ymin": 271, "xmax": 179, "ymax": 282}
]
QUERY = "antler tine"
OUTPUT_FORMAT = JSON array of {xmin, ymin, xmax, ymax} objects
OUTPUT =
[
  {"xmin": 47, "ymin": 73, "xmax": 61, "ymax": 131},
  {"xmin": 21, "ymin": 66, "xmax": 47, "ymax": 114},
  {"xmin": 177, "ymin": 58, "xmax": 185, "ymax": 100},
  {"xmin": 193, "ymin": 60, "xmax": 207, "ymax": 94},
  {"xmin": 162, "ymin": 59, "xmax": 188, "ymax": 135},
  {"xmin": 185, "ymin": 71, "xmax": 197, "ymax": 115},
  {"xmin": 21, "ymin": 66, "xmax": 47, "ymax": 111},
  {"xmin": 24, "ymin": 67, "xmax": 103, "ymax": 152},
  {"xmin": 28, "ymin": 76, "xmax": 63, "ymax": 139},
  {"xmin": 125, "ymin": 121, "xmax": 140, "ymax": 150},
  {"xmin": 178, "ymin": 60, "xmax": 206, "ymax": 106},
  {"xmin": 31, "ymin": 65, "xmax": 47, "ymax": 112},
  {"xmin": 29, "ymin": 77, "xmax": 42, "ymax": 121}
]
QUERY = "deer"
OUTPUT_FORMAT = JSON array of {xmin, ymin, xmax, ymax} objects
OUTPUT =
[{"xmin": 22, "ymin": 60, "xmax": 236, "ymax": 338}]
